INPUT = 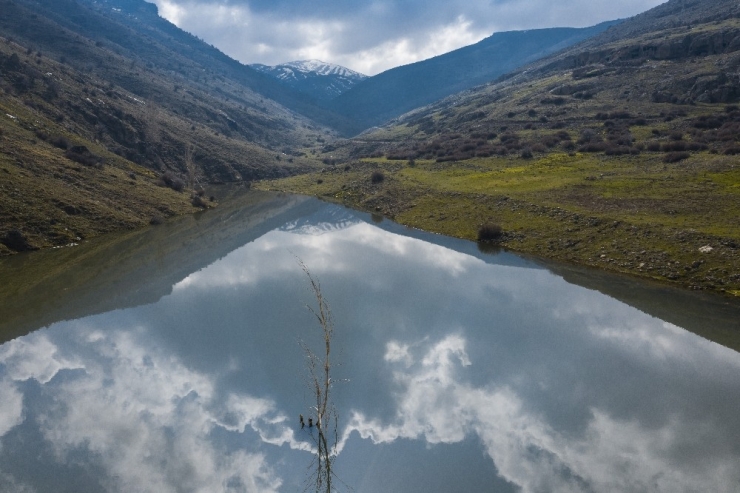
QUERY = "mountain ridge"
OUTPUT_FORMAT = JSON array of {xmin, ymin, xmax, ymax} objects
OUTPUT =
[
  {"xmin": 326, "ymin": 20, "xmax": 622, "ymax": 134},
  {"xmin": 251, "ymin": 59, "xmax": 367, "ymax": 101}
]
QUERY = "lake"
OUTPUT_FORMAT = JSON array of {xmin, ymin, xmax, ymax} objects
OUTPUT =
[{"xmin": 0, "ymin": 190, "xmax": 739, "ymax": 493}]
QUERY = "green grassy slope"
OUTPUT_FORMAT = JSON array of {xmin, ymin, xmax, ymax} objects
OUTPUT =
[{"xmin": 0, "ymin": 0, "xmax": 333, "ymax": 254}]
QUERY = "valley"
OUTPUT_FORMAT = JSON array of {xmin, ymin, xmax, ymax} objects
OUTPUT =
[
  {"xmin": 2, "ymin": 1, "xmax": 740, "ymax": 489},
  {"xmin": 256, "ymin": 0, "xmax": 740, "ymax": 296},
  {"xmin": 1, "ymin": 0, "xmax": 739, "ymax": 296}
]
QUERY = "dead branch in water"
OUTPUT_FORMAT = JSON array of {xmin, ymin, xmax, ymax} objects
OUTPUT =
[{"xmin": 298, "ymin": 260, "xmax": 343, "ymax": 493}]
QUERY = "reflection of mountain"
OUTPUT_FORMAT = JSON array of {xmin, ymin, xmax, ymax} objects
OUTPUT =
[
  {"xmin": 280, "ymin": 204, "xmax": 361, "ymax": 235},
  {"xmin": 2, "ymin": 192, "xmax": 739, "ymax": 353},
  {"xmin": 545, "ymin": 263, "xmax": 740, "ymax": 353},
  {"xmin": 0, "ymin": 190, "xmax": 321, "ymax": 343},
  {"xmin": 364, "ymin": 208, "xmax": 740, "ymax": 353}
]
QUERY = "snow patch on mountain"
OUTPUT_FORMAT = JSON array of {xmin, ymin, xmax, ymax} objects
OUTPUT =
[{"xmin": 251, "ymin": 60, "xmax": 367, "ymax": 100}]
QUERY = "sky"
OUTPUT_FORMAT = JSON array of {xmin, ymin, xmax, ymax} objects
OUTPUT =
[{"xmin": 151, "ymin": 0, "xmax": 667, "ymax": 76}]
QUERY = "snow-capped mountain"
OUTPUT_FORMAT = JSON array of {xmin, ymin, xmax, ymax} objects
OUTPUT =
[{"xmin": 251, "ymin": 60, "xmax": 367, "ymax": 101}]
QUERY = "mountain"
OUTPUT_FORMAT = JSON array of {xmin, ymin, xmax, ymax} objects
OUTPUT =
[
  {"xmin": 0, "ymin": 0, "xmax": 342, "ymax": 254},
  {"xmin": 326, "ymin": 21, "xmax": 621, "ymax": 134},
  {"xmin": 369, "ymin": 0, "xmax": 740, "ymax": 151},
  {"xmin": 251, "ymin": 60, "xmax": 367, "ymax": 101},
  {"xmin": 280, "ymin": 0, "xmax": 740, "ymax": 295}
]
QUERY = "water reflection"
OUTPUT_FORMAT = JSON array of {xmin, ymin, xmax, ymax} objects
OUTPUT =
[{"xmin": 1, "ymin": 197, "xmax": 739, "ymax": 492}]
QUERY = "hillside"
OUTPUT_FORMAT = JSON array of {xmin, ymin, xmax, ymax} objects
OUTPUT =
[
  {"xmin": 326, "ymin": 21, "xmax": 620, "ymax": 134},
  {"xmin": 251, "ymin": 60, "xmax": 367, "ymax": 101},
  {"xmin": 0, "ymin": 0, "xmax": 333, "ymax": 254},
  {"xmin": 260, "ymin": 0, "xmax": 740, "ymax": 296}
]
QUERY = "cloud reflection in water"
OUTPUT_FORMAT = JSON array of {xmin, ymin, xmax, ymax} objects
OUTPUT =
[
  {"xmin": 0, "ymin": 325, "xmax": 310, "ymax": 492},
  {"xmin": 1, "ymin": 204, "xmax": 739, "ymax": 492}
]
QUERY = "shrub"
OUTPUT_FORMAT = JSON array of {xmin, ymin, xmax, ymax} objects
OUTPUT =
[
  {"xmin": 693, "ymin": 116, "xmax": 722, "ymax": 129},
  {"xmin": 157, "ymin": 171, "xmax": 185, "ymax": 192},
  {"xmin": 663, "ymin": 152, "xmax": 690, "ymax": 163},
  {"xmin": 605, "ymin": 145, "xmax": 638, "ymax": 156},
  {"xmin": 478, "ymin": 223, "xmax": 503, "ymax": 242},
  {"xmin": 149, "ymin": 215, "xmax": 164, "ymax": 225},
  {"xmin": 386, "ymin": 152, "xmax": 409, "ymax": 160},
  {"xmin": 577, "ymin": 129, "xmax": 599, "ymax": 145},
  {"xmin": 50, "ymin": 135, "xmax": 69, "ymax": 149},
  {"xmin": 64, "ymin": 146, "xmax": 103, "ymax": 168},
  {"xmin": 540, "ymin": 97, "xmax": 565, "ymax": 106},
  {"xmin": 520, "ymin": 148, "xmax": 533, "ymax": 159},
  {"xmin": 646, "ymin": 142, "xmax": 661, "ymax": 152},
  {"xmin": 191, "ymin": 194, "xmax": 207, "ymax": 208},
  {"xmin": 370, "ymin": 171, "xmax": 385, "ymax": 184},
  {"xmin": 661, "ymin": 141, "xmax": 687, "ymax": 152},
  {"xmin": 1, "ymin": 229, "xmax": 36, "ymax": 252},
  {"xmin": 578, "ymin": 142, "xmax": 607, "ymax": 153}
]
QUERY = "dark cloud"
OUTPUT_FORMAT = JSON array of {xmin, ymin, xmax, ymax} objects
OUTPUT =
[{"xmin": 153, "ymin": 0, "xmax": 666, "ymax": 75}]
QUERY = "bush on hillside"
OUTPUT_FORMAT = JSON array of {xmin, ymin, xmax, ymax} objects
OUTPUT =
[
  {"xmin": 64, "ymin": 146, "xmax": 103, "ymax": 168},
  {"xmin": 478, "ymin": 223, "xmax": 503, "ymax": 242},
  {"xmin": 156, "ymin": 171, "xmax": 185, "ymax": 192}
]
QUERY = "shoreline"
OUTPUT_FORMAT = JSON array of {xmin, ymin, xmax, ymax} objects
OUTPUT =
[{"xmin": 253, "ymin": 158, "xmax": 740, "ymax": 298}]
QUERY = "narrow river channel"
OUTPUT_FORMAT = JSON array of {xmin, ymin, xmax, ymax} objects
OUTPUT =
[{"xmin": 0, "ymin": 190, "xmax": 738, "ymax": 492}]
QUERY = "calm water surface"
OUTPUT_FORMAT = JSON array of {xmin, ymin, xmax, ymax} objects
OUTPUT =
[{"xmin": 1, "ymin": 192, "xmax": 739, "ymax": 492}]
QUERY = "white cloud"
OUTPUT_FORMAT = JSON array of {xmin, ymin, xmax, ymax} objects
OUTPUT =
[
  {"xmin": 384, "ymin": 340, "xmax": 413, "ymax": 367},
  {"xmin": 173, "ymin": 220, "xmax": 476, "ymax": 292},
  {"xmin": 0, "ymin": 378, "xmax": 23, "ymax": 437},
  {"xmin": 0, "ymin": 334, "xmax": 84, "ymax": 384},
  {"xmin": 0, "ymin": 326, "xmax": 315, "ymax": 492},
  {"xmin": 339, "ymin": 334, "xmax": 740, "ymax": 493},
  {"xmin": 152, "ymin": 0, "xmax": 667, "ymax": 75}
]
